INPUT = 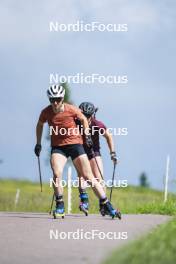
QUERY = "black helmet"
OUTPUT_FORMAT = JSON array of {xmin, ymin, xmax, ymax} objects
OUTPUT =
[{"xmin": 79, "ymin": 102, "xmax": 96, "ymax": 118}]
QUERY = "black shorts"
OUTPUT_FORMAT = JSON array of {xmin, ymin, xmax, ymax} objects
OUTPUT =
[
  {"xmin": 83, "ymin": 144, "xmax": 101, "ymax": 160},
  {"xmin": 86, "ymin": 150, "xmax": 101, "ymax": 160},
  {"xmin": 51, "ymin": 144, "xmax": 85, "ymax": 161}
]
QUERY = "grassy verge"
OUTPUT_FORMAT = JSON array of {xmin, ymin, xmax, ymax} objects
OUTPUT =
[
  {"xmin": 103, "ymin": 218, "xmax": 176, "ymax": 264},
  {"xmin": 0, "ymin": 179, "xmax": 176, "ymax": 215}
]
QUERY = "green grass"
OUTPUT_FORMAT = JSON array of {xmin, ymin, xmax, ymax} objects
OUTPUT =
[
  {"xmin": 103, "ymin": 218, "xmax": 176, "ymax": 264},
  {"xmin": 0, "ymin": 179, "xmax": 176, "ymax": 215}
]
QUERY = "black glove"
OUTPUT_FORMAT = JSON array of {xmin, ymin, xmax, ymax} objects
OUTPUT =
[
  {"xmin": 110, "ymin": 151, "xmax": 118, "ymax": 164},
  {"xmin": 34, "ymin": 144, "xmax": 42, "ymax": 157},
  {"xmin": 85, "ymin": 135, "xmax": 93, "ymax": 148}
]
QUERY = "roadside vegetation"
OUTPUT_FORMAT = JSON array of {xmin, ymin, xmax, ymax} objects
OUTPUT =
[
  {"xmin": 104, "ymin": 218, "xmax": 176, "ymax": 264},
  {"xmin": 0, "ymin": 179, "xmax": 175, "ymax": 215}
]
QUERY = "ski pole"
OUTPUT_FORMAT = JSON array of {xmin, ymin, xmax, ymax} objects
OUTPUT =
[
  {"xmin": 109, "ymin": 162, "xmax": 117, "ymax": 202},
  {"xmin": 49, "ymin": 193, "xmax": 55, "ymax": 214},
  {"xmin": 37, "ymin": 156, "xmax": 43, "ymax": 192}
]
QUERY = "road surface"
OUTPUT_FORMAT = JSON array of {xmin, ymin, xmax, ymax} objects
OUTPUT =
[{"xmin": 0, "ymin": 212, "xmax": 171, "ymax": 264}]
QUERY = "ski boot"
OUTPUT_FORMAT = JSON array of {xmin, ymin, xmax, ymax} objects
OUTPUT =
[
  {"xmin": 53, "ymin": 196, "xmax": 65, "ymax": 219},
  {"xmin": 79, "ymin": 192, "xmax": 89, "ymax": 216},
  {"xmin": 100, "ymin": 198, "xmax": 121, "ymax": 220}
]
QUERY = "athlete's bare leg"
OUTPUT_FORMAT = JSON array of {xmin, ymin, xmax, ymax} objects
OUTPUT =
[
  {"xmin": 78, "ymin": 156, "xmax": 106, "ymax": 192},
  {"xmin": 89, "ymin": 156, "xmax": 106, "ymax": 192},
  {"xmin": 50, "ymin": 153, "xmax": 67, "ymax": 196},
  {"xmin": 78, "ymin": 175, "xmax": 86, "ymax": 192},
  {"xmin": 73, "ymin": 154, "xmax": 106, "ymax": 199}
]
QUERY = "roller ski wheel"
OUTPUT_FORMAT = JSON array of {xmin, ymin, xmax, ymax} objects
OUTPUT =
[
  {"xmin": 53, "ymin": 210, "xmax": 65, "ymax": 219},
  {"xmin": 115, "ymin": 209, "xmax": 122, "ymax": 220},
  {"xmin": 110, "ymin": 208, "xmax": 122, "ymax": 220},
  {"xmin": 100, "ymin": 206, "xmax": 106, "ymax": 216},
  {"xmin": 110, "ymin": 209, "xmax": 119, "ymax": 219},
  {"xmin": 79, "ymin": 204, "xmax": 88, "ymax": 216},
  {"xmin": 100, "ymin": 211, "xmax": 106, "ymax": 217},
  {"xmin": 101, "ymin": 200, "xmax": 122, "ymax": 220}
]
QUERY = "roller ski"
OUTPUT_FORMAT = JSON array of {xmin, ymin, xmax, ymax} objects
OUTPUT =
[
  {"xmin": 99, "ymin": 200, "xmax": 106, "ymax": 216},
  {"xmin": 53, "ymin": 196, "xmax": 65, "ymax": 219},
  {"xmin": 79, "ymin": 192, "xmax": 89, "ymax": 216},
  {"xmin": 100, "ymin": 198, "xmax": 121, "ymax": 220}
]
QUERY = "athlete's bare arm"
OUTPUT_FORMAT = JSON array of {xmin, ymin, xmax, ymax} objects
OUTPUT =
[
  {"xmin": 79, "ymin": 114, "xmax": 90, "ymax": 135},
  {"xmin": 36, "ymin": 120, "xmax": 44, "ymax": 144},
  {"xmin": 103, "ymin": 129, "xmax": 115, "ymax": 153}
]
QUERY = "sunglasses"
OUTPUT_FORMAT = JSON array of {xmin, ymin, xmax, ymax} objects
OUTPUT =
[
  {"xmin": 49, "ymin": 98, "xmax": 63, "ymax": 103},
  {"xmin": 84, "ymin": 113, "xmax": 92, "ymax": 118}
]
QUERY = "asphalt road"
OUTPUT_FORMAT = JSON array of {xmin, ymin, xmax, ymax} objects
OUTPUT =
[{"xmin": 0, "ymin": 212, "xmax": 171, "ymax": 264}]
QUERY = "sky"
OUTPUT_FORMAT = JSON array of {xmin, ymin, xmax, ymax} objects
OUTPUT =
[{"xmin": 0, "ymin": 0, "xmax": 176, "ymax": 192}]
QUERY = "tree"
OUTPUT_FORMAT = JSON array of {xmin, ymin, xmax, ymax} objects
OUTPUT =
[
  {"xmin": 139, "ymin": 172, "xmax": 149, "ymax": 187},
  {"xmin": 61, "ymin": 81, "xmax": 72, "ymax": 103}
]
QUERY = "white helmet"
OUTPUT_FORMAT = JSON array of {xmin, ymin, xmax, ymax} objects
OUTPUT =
[{"xmin": 47, "ymin": 84, "xmax": 65, "ymax": 98}]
